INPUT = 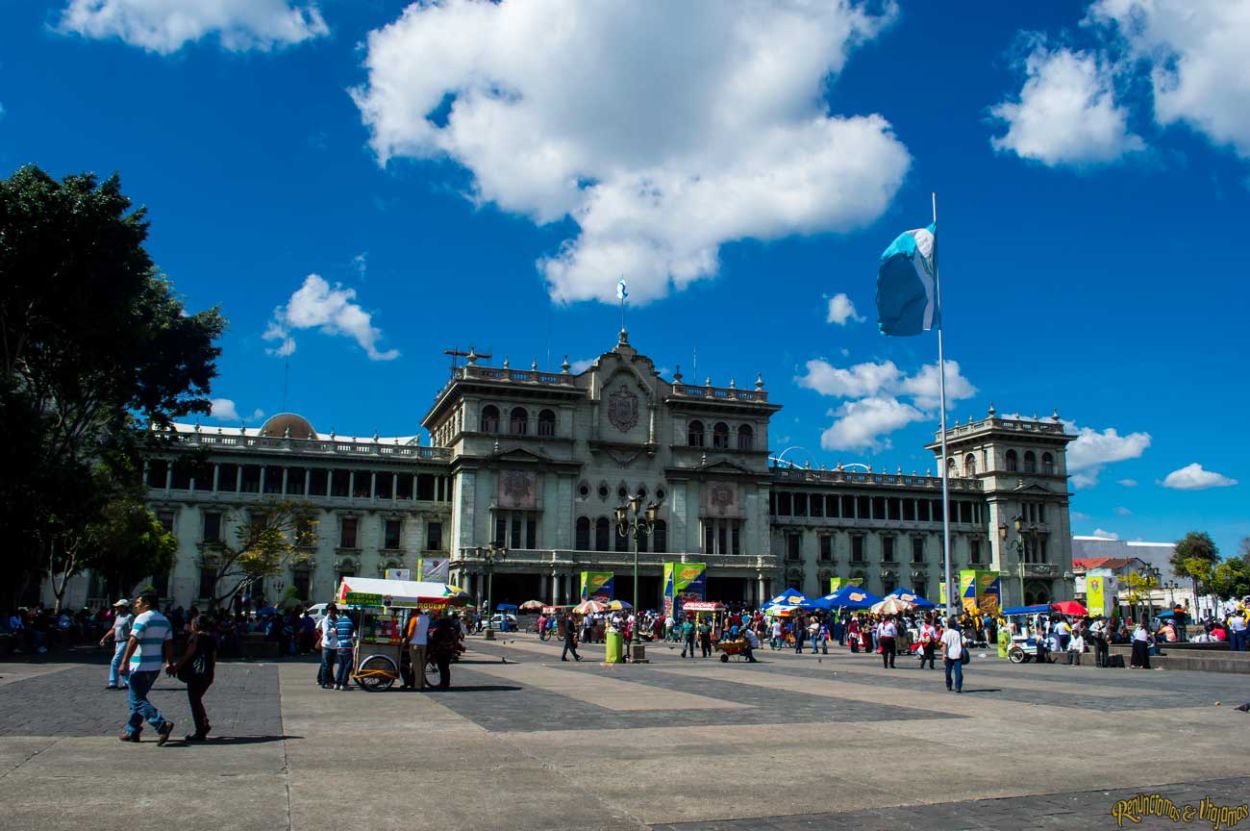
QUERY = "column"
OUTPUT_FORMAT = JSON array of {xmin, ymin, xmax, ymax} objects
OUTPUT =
[
  {"xmin": 281, "ymin": 467, "xmax": 289, "ymax": 496},
  {"xmin": 164, "ymin": 463, "xmax": 172, "ymax": 493},
  {"xmin": 370, "ymin": 471, "xmax": 377, "ymax": 500},
  {"xmin": 212, "ymin": 464, "xmax": 220, "ymax": 492},
  {"xmin": 236, "ymin": 465, "xmax": 243, "ymax": 492},
  {"xmin": 259, "ymin": 467, "xmax": 266, "ymax": 494}
]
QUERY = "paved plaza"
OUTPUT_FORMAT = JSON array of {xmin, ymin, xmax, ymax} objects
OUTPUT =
[{"xmin": 1, "ymin": 635, "xmax": 1247, "ymax": 831}]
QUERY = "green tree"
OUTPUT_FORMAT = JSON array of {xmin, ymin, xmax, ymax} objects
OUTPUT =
[
  {"xmin": 1210, "ymin": 559, "xmax": 1250, "ymax": 601},
  {"xmin": 1171, "ymin": 531, "xmax": 1220, "ymax": 614},
  {"xmin": 1123, "ymin": 571, "xmax": 1159, "ymax": 621},
  {"xmin": 201, "ymin": 501, "xmax": 318, "ymax": 609},
  {"xmin": 0, "ymin": 165, "xmax": 224, "ymax": 605}
]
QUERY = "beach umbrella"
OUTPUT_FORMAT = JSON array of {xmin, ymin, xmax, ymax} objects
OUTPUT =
[
  {"xmin": 519, "ymin": 600, "xmax": 545, "ymax": 611},
  {"xmin": 822, "ymin": 586, "xmax": 884, "ymax": 610},
  {"xmin": 1051, "ymin": 600, "xmax": 1088, "ymax": 617},
  {"xmin": 871, "ymin": 596, "xmax": 914, "ymax": 616},
  {"xmin": 573, "ymin": 599, "xmax": 606, "ymax": 615},
  {"xmin": 606, "ymin": 599, "xmax": 632, "ymax": 611},
  {"xmin": 768, "ymin": 588, "xmax": 810, "ymax": 607}
]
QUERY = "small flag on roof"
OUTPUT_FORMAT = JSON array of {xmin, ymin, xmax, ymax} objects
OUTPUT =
[
  {"xmin": 876, "ymin": 223, "xmax": 938, "ymax": 336},
  {"xmin": 616, "ymin": 276, "xmax": 628, "ymax": 301}
]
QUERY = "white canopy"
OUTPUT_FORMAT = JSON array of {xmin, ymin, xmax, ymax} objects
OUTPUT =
[{"xmin": 336, "ymin": 576, "xmax": 465, "ymax": 608}]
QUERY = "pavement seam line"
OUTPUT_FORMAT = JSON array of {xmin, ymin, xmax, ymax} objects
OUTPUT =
[
  {"xmin": 0, "ymin": 736, "xmax": 61, "ymax": 782},
  {"xmin": 276, "ymin": 667, "xmax": 293, "ymax": 831}
]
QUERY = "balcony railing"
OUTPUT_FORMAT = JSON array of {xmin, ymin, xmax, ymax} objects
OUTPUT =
[
  {"xmin": 771, "ymin": 468, "xmax": 983, "ymax": 490},
  {"xmin": 162, "ymin": 429, "xmax": 452, "ymax": 460},
  {"xmin": 453, "ymin": 548, "xmax": 777, "ymax": 570},
  {"xmin": 671, "ymin": 383, "xmax": 768, "ymax": 403}
]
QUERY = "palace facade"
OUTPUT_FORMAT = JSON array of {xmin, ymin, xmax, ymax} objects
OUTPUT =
[{"xmin": 48, "ymin": 333, "xmax": 1078, "ymax": 611}]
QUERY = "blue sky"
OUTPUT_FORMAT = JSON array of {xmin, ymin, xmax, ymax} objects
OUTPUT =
[{"xmin": 1, "ymin": 1, "xmax": 1246, "ymax": 555}]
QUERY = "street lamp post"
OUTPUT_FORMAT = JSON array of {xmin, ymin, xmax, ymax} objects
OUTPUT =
[
  {"xmin": 476, "ymin": 544, "xmax": 508, "ymax": 640},
  {"xmin": 615, "ymin": 495, "xmax": 660, "ymax": 661},
  {"xmin": 1000, "ymin": 516, "xmax": 1027, "ymax": 608},
  {"xmin": 1143, "ymin": 565, "xmax": 1160, "ymax": 622}
]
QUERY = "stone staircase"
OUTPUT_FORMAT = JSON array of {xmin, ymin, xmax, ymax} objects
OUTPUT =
[{"xmin": 1107, "ymin": 641, "xmax": 1250, "ymax": 674}]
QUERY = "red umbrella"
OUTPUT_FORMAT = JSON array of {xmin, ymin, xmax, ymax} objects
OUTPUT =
[{"xmin": 1052, "ymin": 600, "xmax": 1088, "ymax": 616}]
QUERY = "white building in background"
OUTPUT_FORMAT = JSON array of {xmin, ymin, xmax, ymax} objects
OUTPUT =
[
  {"xmin": 45, "ymin": 334, "xmax": 1078, "ymax": 612},
  {"xmin": 1071, "ymin": 536, "xmax": 1205, "ymax": 617}
]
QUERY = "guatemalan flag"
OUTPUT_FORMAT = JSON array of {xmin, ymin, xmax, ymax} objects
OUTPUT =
[
  {"xmin": 875, "ymin": 223, "xmax": 938, "ymax": 336},
  {"xmin": 616, "ymin": 277, "xmax": 628, "ymax": 301}
]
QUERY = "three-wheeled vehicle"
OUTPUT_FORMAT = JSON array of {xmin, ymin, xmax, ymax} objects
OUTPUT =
[
  {"xmin": 1002, "ymin": 604, "xmax": 1053, "ymax": 664},
  {"xmin": 335, "ymin": 576, "xmax": 469, "ymax": 691}
]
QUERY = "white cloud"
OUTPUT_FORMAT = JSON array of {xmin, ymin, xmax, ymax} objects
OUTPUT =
[
  {"xmin": 797, "ymin": 357, "xmax": 976, "ymax": 451},
  {"xmin": 1161, "ymin": 463, "xmax": 1238, "ymax": 490},
  {"xmin": 990, "ymin": 43, "xmax": 1144, "ymax": 166},
  {"xmin": 264, "ymin": 274, "xmax": 399, "ymax": 361},
  {"xmin": 1115, "ymin": 506, "xmax": 1133, "ymax": 516},
  {"xmin": 826, "ymin": 293, "xmax": 865, "ymax": 326},
  {"xmin": 352, "ymin": 0, "xmax": 910, "ymax": 305},
  {"xmin": 58, "ymin": 0, "xmax": 328, "ymax": 54},
  {"xmin": 1117, "ymin": 478, "xmax": 1138, "ymax": 487},
  {"xmin": 819, "ymin": 396, "xmax": 928, "ymax": 453},
  {"xmin": 1066, "ymin": 424, "xmax": 1151, "ymax": 489},
  {"xmin": 1071, "ymin": 511, "xmax": 1091, "ymax": 521},
  {"xmin": 569, "ymin": 358, "xmax": 595, "ymax": 375},
  {"xmin": 210, "ymin": 399, "xmax": 264, "ymax": 423},
  {"xmin": 1091, "ymin": 528, "xmax": 1120, "ymax": 540},
  {"xmin": 1090, "ymin": 0, "xmax": 1250, "ymax": 159}
]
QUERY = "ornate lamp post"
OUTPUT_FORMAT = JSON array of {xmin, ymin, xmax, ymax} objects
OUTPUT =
[
  {"xmin": 476, "ymin": 544, "xmax": 508, "ymax": 640},
  {"xmin": 615, "ymin": 495, "xmax": 661, "ymax": 616},
  {"xmin": 1143, "ymin": 565, "xmax": 1160, "ymax": 622},
  {"xmin": 999, "ymin": 517, "xmax": 1027, "ymax": 608}
]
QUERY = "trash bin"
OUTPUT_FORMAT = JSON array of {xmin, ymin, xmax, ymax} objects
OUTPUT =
[{"xmin": 605, "ymin": 630, "xmax": 623, "ymax": 664}]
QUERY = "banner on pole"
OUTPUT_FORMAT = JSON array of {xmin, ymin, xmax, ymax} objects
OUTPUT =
[
  {"xmin": 957, "ymin": 570, "xmax": 1000, "ymax": 616},
  {"xmin": 829, "ymin": 577, "xmax": 863, "ymax": 594},
  {"xmin": 579, "ymin": 571, "xmax": 615, "ymax": 601},
  {"xmin": 663, "ymin": 562, "xmax": 706, "ymax": 618},
  {"xmin": 417, "ymin": 558, "xmax": 449, "ymax": 583}
]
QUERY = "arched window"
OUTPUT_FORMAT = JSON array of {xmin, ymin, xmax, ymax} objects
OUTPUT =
[
  {"xmin": 575, "ymin": 517, "xmax": 590, "ymax": 550},
  {"xmin": 1023, "ymin": 450, "xmax": 1037, "ymax": 474},
  {"xmin": 882, "ymin": 574, "xmax": 897, "ymax": 595},
  {"xmin": 595, "ymin": 517, "xmax": 610, "ymax": 551},
  {"xmin": 652, "ymin": 519, "xmax": 667, "ymax": 553},
  {"xmin": 712, "ymin": 422, "xmax": 730, "ymax": 449},
  {"xmin": 1042, "ymin": 452, "xmax": 1055, "ymax": 475},
  {"xmin": 510, "ymin": 407, "xmax": 528, "ymax": 435},
  {"xmin": 946, "ymin": 457, "xmax": 956, "ymax": 477},
  {"xmin": 964, "ymin": 453, "xmax": 977, "ymax": 477},
  {"xmin": 688, "ymin": 420, "xmax": 705, "ymax": 447},
  {"xmin": 1005, "ymin": 449, "xmax": 1018, "ymax": 472},
  {"xmin": 737, "ymin": 424, "xmax": 754, "ymax": 451},
  {"xmin": 481, "ymin": 405, "xmax": 500, "ymax": 433},
  {"xmin": 537, "ymin": 409, "xmax": 556, "ymax": 437}
]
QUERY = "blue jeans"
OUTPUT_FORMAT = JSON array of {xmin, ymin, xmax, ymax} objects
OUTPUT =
[
  {"xmin": 318, "ymin": 647, "xmax": 336, "ymax": 686},
  {"xmin": 125, "ymin": 670, "xmax": 167, "ymax": 736},
  {"xmin": 944, "ymin": 657, "xmax": 964, "ymax": 692},
  {"xmin": 109, "ymin": 643, "xmax": 129, "ymax": 687},
  {"xmin": 335, "ymin": 649, "xmax": 353, "ymax": 687},
  {"xmin": 1230, "ymin": 630, "xmax": 1247, "ymax": 652}
]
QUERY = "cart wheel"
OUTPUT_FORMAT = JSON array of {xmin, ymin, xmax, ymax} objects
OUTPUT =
[
  {"xmin": 425, "ymin": 659, "xmax": 444, "ymax": 689},
  {"xmin": 1008, "ymin": 647, "xmax": 1025, "ymax": 664},
  {"xmin": 720, "ymin": 653, "xmax": 729, "ymax": 663},
  {"xmin": 355, "ymin": 655, "xmax": 397, "ymax": 691}
]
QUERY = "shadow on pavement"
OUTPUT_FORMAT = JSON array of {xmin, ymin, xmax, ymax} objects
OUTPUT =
[
  {"xmin": 169, "ymin": 735, "xmax": 300, "ymax": 746},
  {"xmin": 422, "ymin": 685, "xmax": 523, "ymax": 693}
]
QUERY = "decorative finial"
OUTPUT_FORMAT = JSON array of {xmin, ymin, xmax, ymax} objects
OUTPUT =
[
  {"xmin": 493, "ymin": 439, "xmax": 500, "ymax": 454},
  {"xmin": 705, "ymin": 376, "xmax": 712, "ymax": 388},
  {"xmin": 728, "ymin": 378, "xmax": 736, "ymax": 389},
  {"xmin": 897, "ymin": 465, "xmax": 903, "ymax": 475},
  {"xmin": 503, "ymin": 356, "xmax": 510, "ymax": 370},
  {"xmin": 755, "ymin": 372, "xmax": 764, "ymax": 390},
  {"xmin": 531, "ymin": 359, "xmax": 538, "ymax": 371},
  {"xmin": 466, "ymin": 348, "xmax": 478, "ymax": 366},
  {"xmin": 330, "ymin": 428, "xmax": 335, "ymax": 439},
  {"xmin": 866, "ymin": 464, "xmax": 873, "ymax": 473},
  {"xmin": 373, "ymin": 431, "xmax": 380, "ymax": 443},
  {"xmin": 618, "ymin": 329, "xmax": 629, "ymax": 345},
  {"xmin": 1032, "ymin": 412, "xmax": 1038, "ymax": 421},
  {"xmin": 835, "ymin": 462, "xmax": 844, "ymax": 471},
  {"xmin": 240, "ymin": 424, "xmax": 247, "ymax": 436},
  {"xmin": 217, "ymin": 427, "xmax": 223, "ymax": 435},
  {"xmin": 561, "ymin": 355, "xmax": 571, "ymax": 373},
  {"xmin": 1051, "ymin": 407, "xmax": 1061, "ymax": 422},
  {"xmin": 194, "ymin": 421, "xmax": 201, "ymax": 433},
  {"xmin": 673, "ymin": 364, "xmax": 683, "ymax": 383},
  {"xmin": 988, "ymin": 402, "xmax": 996, "ymax": 418},
  {"xmin": 804, "ymin": 461, "xmax": 811, "ymax": 470},
  {"xmin": 283, "ymin": 425, "xmax": 291, "ymax": 438}
]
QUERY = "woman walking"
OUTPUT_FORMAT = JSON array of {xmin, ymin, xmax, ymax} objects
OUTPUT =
[
  {"xmin": 876, "ymin": 615, "xmax": 898, "ymax": 669},
  {"xmin": 172, "ymin": 614, "xmax": 217, "ymax": 741},
  {"xmin": 1130, "ymin": 617, "xmax": 1152, "ymax": 669}
]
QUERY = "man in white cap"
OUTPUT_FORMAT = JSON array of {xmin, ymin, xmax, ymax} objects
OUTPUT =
[{"xmin": 98, "ymin": 599, "xmax": 134, "ymax": 690}]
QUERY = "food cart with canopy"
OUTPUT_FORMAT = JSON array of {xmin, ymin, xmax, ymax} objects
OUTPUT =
[{"xmin": 335, "ymin": 577, "xmax": 469, "ymax": 690}]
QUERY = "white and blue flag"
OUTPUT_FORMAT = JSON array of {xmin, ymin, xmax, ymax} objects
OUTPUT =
[
  {"xmin": 875, "ymin": 223, "xmax": 938, "ymax": 336},
  {"xmin": 616, "ymin": 277, "xmax": 628, "ymax": 302}
]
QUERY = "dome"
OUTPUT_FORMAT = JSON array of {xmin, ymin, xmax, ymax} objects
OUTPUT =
[{"xmin": 259, "ymin": 413, "xmax": 317, "ymax": 440}]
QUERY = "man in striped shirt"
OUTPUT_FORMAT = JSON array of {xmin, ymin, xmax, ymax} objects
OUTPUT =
[{"xmin": 118, "ymin": 592, "xmax": 176, "ymax": 744}]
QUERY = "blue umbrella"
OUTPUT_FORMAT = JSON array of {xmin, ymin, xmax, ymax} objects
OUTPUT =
[
  {"xmin": 256, "ymin": 606, "xmax": 278, "ymax": 616},
  {"xmin": 821, "ymin": 586, "xmax": 884, "ymax": 610},
  {"xmin": 767, "ymin": 588, "xmax": 810, "ymax": 607},
  {"xmin": 885, "ymin": 588, "xmax": 936, "ymax": 609},
  {"xmin": 496, "ymin": 603, "xmax": 519, "ymax": 611}
]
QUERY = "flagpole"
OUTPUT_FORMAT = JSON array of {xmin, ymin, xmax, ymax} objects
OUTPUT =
[{"xmin": 933, "ymin": 192, "xmax": 954, "ymax": 620}]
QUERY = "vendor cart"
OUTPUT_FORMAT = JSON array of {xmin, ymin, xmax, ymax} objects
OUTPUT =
[
  {"xmin": 336, "ymin": 577, "xmax": 469, "ymax": 691},
  {"xmin": 714, "ymin": 637, "xmax": 753, "ymax": 663}
]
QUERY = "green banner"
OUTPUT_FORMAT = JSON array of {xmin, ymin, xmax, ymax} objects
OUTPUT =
[{"xmin": 580, "ymin": 571, "xmax": 614, "ymax": 601}]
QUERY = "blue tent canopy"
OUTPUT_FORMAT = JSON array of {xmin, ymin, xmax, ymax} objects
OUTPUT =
[
  {"xmin": 1002, "ymin": 604, "xmax": 1050, "ymax": 616},
  {"xmin": 768, "ymin": 588, "xmax": 809, "ymax": 607},
  {"xmin": 821, "ymin": 586, "xmax": 884, "ymax": 610},
  {"xmin": 885, "ymin": 588, "xmax": 936, "ymax": 609}
]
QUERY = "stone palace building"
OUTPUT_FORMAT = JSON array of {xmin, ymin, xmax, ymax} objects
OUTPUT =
[{"xmin": 49, "ymin": 333, "xmax": 1077, "ymax": 612}]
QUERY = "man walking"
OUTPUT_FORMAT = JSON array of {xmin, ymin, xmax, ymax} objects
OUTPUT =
[
  {"xmin": 317, "ymin": 604, "xmax": 339, "ymax": 689},
  {"xmin": 680, "ymin": 615, "xmax": 696, "ymax": 658},
  {"xmin": 941, "ymin": 616, "xmax": 966, "ymax": 693},
  {"xmin": 117, "ymin": 592, "xmax": 175, "ymax": 744},
  {"xmin": 561, "ymin": 613, "xmax": 582, "ymax": 662},
  {"xmin": 99, "ymin": 599, "xmax": 133, "ymax": 689},
  {"xmin": 333, "ymin": 608, "xmax": 354, "ymax": 690},
  {"xmin": 403, "ymin": 608, "xmax": 431, "ymax": 689}
]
